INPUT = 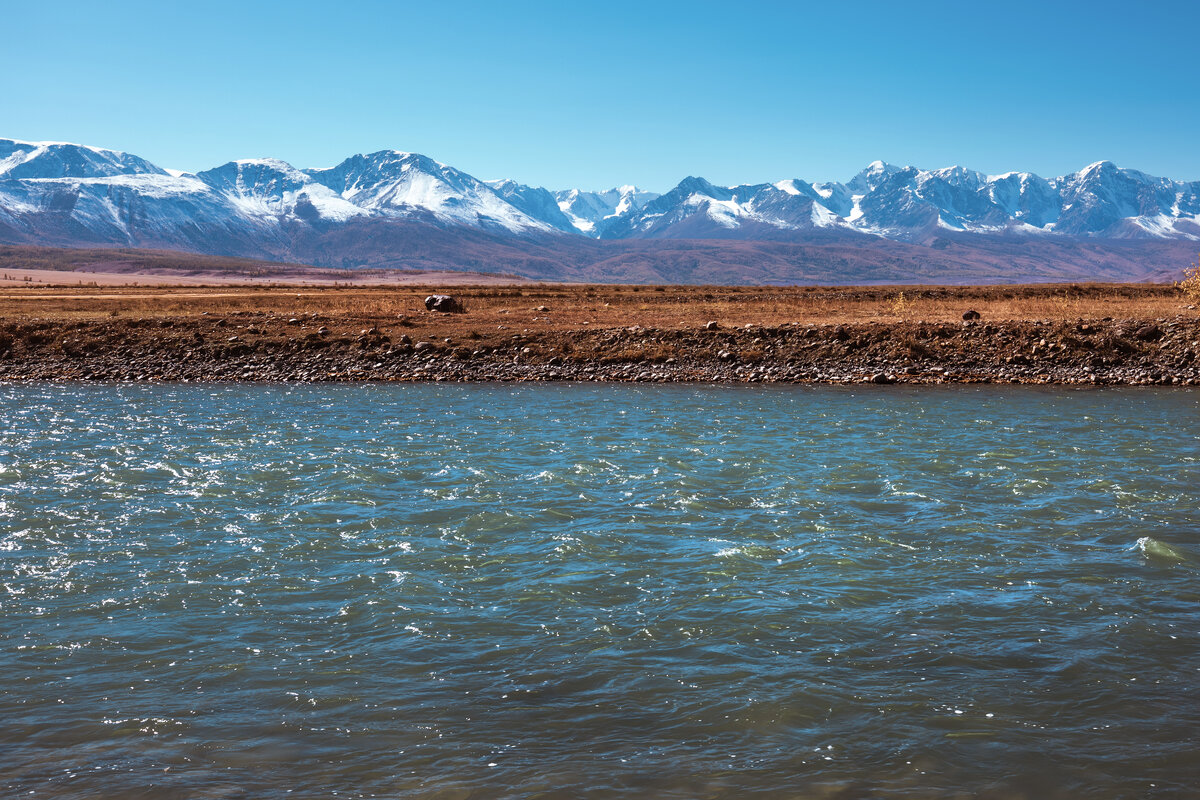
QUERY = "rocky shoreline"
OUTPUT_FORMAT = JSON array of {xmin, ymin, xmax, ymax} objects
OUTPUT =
[{"xmin": 2, "ymin": 313, "xmax": 1198, "ymax": 386}]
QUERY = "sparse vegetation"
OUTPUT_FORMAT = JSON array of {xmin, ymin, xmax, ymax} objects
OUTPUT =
[
  {"xmin": 0, "ymin": 283, "xmax": 1185, "ymax": 333},
  {"xmin": 1179, "ymin": 254, "xmax": 1200, "ymax": 302}
]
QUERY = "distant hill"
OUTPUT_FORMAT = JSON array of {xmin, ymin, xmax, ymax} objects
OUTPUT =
[{"xmin": 0, "ymin": 245, "xmax": 525, "ymax": 285}]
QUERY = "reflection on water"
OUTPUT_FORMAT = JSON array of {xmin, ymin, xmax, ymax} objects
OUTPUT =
[{"xmin": 1, "ymin": 383, "xmax": 1198, "ymax": 798}]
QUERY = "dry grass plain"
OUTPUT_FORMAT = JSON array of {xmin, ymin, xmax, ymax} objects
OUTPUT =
[{"xmin": 0, "ymin": 282, "xmax": 1190, "ymax": 333}]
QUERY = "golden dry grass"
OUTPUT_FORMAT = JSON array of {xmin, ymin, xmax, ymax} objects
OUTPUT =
[{"xmin": 0, "ymin": 283, "xmax": 1191, "ymax": 347}]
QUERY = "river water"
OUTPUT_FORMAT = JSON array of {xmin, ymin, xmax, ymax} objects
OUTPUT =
[{"xmin": 1, "ymin": 383, "xmax": 1197, "ymax": 799}]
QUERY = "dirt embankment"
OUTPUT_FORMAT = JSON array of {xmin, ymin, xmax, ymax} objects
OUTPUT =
[{"xmin": 1, "ymin": 290, "xmax": 1197, "ymax": 385}]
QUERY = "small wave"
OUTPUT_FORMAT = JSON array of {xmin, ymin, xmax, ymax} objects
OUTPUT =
[{"xmin": 1132, "ymin": 536, "xmax": 1186, "ymax": 563}]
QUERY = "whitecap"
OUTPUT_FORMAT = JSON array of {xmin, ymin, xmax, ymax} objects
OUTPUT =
[{"xmin": 1132, "ymin": 536, "xmax": 1186, "ymax": 563}]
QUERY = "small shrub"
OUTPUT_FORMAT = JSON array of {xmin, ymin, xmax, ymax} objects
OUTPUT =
[{"xmin": 1180, "ymin": 254, "xmax": 1200, "ymax": 302}]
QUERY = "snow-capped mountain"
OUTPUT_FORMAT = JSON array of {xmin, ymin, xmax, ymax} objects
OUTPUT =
[
  {"xmin": 0, "ymin": 140, "xmax": 277, "ymax": 254},
  {"xmin": 303, "ymin": 151, "xmax": 557, "ymax": 233},
  {"xmin": 1054, "ymin": 160, "xmax": 1200, "ymax": 238},
  {"xmin": 0, "ymin": 140, "xmax": 564, "ymax": 251},
  {"xmin": 0, "ymin": 139, "xmax": 165, "ymax": 180},
  {"xmin": 601, "ymin": 176, "xmax": 847, "ymax": 240},
  {"xmin": 2, "ymin": 137, "xmax": 1199, "ymax": 280},
  {"xmin": 485, "ymin": 179, "xmax": 578, "ymax": 233},
  {"xmin": 196, "ymin": 158, "xmax": 366, "ymax": 225},
  {"xmin": 606, "ymin": 161, "xmax": 1200, "ymax": 242},
  {"xmin": 846, "ymin": 160, "xmax": 905, "ymax": 195},
  {"xmin": 554, "ymin": 186, "xmax": 660, "ymax": 235}
]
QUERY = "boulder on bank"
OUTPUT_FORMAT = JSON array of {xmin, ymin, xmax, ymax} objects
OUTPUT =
[
  {"xmin": 1134, "ymin": 323, "xmax": 1162, "ymax": 341},
  {"xmin": 962, "ymin": 310, "xmax": 981, "ymax": 321},
  {"xmin": 425, "ymin": 295, "xmax": 463, "ymax": 313}
]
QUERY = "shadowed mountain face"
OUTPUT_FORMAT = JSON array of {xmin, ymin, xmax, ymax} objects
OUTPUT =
[{"xmin": 1, "ymin": 138, "xmax": 1197, "ymax": 284}]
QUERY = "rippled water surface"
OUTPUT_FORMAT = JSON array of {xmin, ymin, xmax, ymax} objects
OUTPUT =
[{"xmin": 2, "ymin": 383, "xmax": 1198, "ymax": 799}]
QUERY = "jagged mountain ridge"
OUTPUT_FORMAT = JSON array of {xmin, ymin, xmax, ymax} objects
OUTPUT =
[
  {"xmin": 5, "ymin": 138, "xmax": 1198, "ymax": 246},
  {"xmin": 554, "ymin": 186, "xmax": 661, "ymax": 235},
  {"xmin": 1, "ymin": 137, "xmax": 1198, "ymax": 284},
  {"xmin": 602, "ymin": 161, "xmax": 1200, "ymax": 242}
]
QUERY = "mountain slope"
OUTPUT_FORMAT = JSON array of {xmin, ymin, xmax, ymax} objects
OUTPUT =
[{"xmin": 485, "ymin": 179, "xmax": 578, "ymax": 232}]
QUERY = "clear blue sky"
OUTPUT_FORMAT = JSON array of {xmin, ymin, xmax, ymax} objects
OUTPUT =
[{"xmin": 6, "ymin": 0, "xmax": 1199, "ymax": 190}]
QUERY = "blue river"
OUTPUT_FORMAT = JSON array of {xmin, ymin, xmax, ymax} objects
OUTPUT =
[{"xmin": 1, "ymin": 383, "xmax": 1197, "ymax": 798}]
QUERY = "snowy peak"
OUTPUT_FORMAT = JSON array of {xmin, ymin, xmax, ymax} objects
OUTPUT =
[
  {"xmin": 597, "ymin": 176, "xmax": 847, "ymax": 239},
  {"xmin": 598, "ymin": 177, "xmax": 732, "ymax": 238},
  {"xmin": 304, "ymin": 150, "xmax": 554, "ymax": 233},
  {"xmin": 1054, "ymin": 161, "xmax": 1186, "ymax": 236},
  {"xmin": 198, "ymin": 158, "xmax": 312, "ymax": 195},
  {"xmin": 738, "ymin": 180, "xmax": 843, "ymax": 230},
  {"xmin": 986, "ymin": 172, "xmax": 1059, "ymax": 228},
  {"xmin": 0, "ymin": 138, "xmax": 166, "ymax": 180},
  {"xmin": 923, "ymin": 165, "xmax": 987, "ymax": 190},
  {"xmin": 306, "ymin": 150, "xmax": 437, "ymax": 196},
  {"xmin": 554, "ymin": 185, "xmax": 659, "ymax": 235},
  {"xmin": 847, "ymin": 160, "xmax": 904, "ymax": 194},
  {"xmin": 485, "ymin": 179, "xmax": 577, "ymax": 232},
  {"xmin": 196, "ymin": 158, "xmax": 365, "ymax": 224},
  {"xmin": 673, "ymin": 176, "xmax": 732, "ymax": 200}
]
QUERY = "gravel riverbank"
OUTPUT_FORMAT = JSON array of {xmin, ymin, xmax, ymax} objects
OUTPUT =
[{"xmin": 3, "ymin": 313, "xmax": 1198, "ymax": 385}]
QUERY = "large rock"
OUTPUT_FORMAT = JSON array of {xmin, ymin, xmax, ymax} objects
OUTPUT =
[
  {"xmin": 425, "ymin": 295, "xmax": 463, "ymax": 313},
  {"xmin": 1134, "ymin": 323, "xmax": 1162, "ymax": 341}
]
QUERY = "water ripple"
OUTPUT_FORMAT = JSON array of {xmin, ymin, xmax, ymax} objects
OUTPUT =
[{"xmin": 1, "ymin": 383, "xmax": 1198, "ymax": 798}]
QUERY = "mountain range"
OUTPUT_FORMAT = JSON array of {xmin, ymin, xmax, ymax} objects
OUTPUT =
[{"xmin": 1, "ymin": 137, "xmax": 1197, "ymax": 284}]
